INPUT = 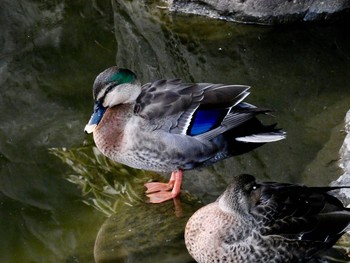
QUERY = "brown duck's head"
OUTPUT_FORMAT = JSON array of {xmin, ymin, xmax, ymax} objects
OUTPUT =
[{"xmin": 218, "ymin": 174, "xmax": 261, "ymax": 216}]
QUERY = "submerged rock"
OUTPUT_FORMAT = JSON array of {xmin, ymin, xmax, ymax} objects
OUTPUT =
[
  {"xmin": 94, "ymin": 202, "xmax": 198, "ymax": 263},
  {"xmin": 168, "ymin": 0, "xmax": 350, "ymax": 25}
]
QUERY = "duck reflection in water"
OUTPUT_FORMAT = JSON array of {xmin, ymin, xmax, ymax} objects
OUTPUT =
[
  {"xmin": 84, "ymin": 66, "xmax": 285, "ymax": 203},
  {"xmin": 185, "ymin": 174, "xmax": 350, "ymax": 263}
]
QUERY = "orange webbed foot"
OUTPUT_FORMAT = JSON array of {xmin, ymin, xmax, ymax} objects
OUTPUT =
[
  {"xmin": 144, "ymin": 181, "xmax": 174, "ymax": 194},
  {"xmin": 145, "ymin": 170, "xmax": 183, "ymax": 204}
]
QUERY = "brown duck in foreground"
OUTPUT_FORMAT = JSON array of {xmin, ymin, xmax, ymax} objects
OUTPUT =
[{"xmin": 185, "ymin": 174, "xmax": 350, "ymax": 263}]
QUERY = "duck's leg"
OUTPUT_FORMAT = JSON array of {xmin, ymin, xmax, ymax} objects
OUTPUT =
[{"xmin": 146, "ymin": 170, "xmax": 183, "ymax": 203}]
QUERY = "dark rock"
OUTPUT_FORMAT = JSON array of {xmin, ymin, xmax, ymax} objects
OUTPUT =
[
  {"xmin": 168, "ymin": 0, "xmax": 350, "ymax": 24},
  {"xmin": 333, "ymin": 110, "xmax": 350, "ymax": 205}
]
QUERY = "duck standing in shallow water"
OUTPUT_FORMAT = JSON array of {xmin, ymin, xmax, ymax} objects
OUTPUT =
[
  {"xmin": 84, "ymin": 66, "xmax": 286, "ymax": 203},
  {"xmin": 185, "ymin": 174, "xmax": 350, "ymax": 263}
]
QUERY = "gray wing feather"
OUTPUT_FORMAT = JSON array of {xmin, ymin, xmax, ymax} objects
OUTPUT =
[{"xmin": 135, "ymin": 79, "xmax": 250, "ymax": 135}]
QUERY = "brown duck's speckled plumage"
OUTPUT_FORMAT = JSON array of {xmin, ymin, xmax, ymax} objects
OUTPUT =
[
  {"xmin": 185, "ymin": 174, "xmax": 350, "ymax": 263},
  {"xmin": 93, "ymin": 104, "xmax": 219, "ymax": 172}
]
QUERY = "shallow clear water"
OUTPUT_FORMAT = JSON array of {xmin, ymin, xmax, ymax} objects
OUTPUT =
[{"xmin": 0, "ymin": 0, "xmax": 350, "ymax": 262}]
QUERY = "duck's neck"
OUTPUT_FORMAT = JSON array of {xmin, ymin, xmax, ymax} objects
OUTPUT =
[{"xmin": 93, "ymin": 104, "xmax": 133, "ymax": 157}]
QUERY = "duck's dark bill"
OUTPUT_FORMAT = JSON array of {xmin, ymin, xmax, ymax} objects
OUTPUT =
[{"xmin": 84, "ymin": 102, "xmax": 106, "ymax": 134}]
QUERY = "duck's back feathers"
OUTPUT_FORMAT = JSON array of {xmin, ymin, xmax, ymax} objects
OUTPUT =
[
  {"xmin": 136, "ymin": 79, "xmax": 249, "ymax": 117},
  {"xmin": 252, "ymin": 180, "xmax": 350, "ymax": 253},
  {"xmin": 135, "ymin": 79, "xmax": 285, "ymax": 146},
  {"xmin": 135, "ymin": 79, "xmax": 249, "ymax": 133}
]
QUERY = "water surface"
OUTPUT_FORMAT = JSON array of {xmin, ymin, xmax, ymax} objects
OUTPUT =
[{"xmin": 0, "ymin": 0, "xmax": 350, "ymax": 262}]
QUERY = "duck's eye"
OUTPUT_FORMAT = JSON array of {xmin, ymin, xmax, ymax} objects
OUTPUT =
[
  {"xmin": 244, "ymin": 183, "xmax": 258, "ymax": 193},
  {"xmin": 250, "ymin": 184, "xmax": 260, "ymax": 193}
]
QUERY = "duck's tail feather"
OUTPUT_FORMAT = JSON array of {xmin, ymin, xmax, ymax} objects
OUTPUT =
[
  {"xmin": 236, "ymin": 132, "xmax": 286, "ymax": 143},
  {"xmin": 230, "ymin": 117, "xmax": 285, "ymax": 153},
  {"xmin": 200, "ymin": 119, "xmax": 285, "ymax": 167}
]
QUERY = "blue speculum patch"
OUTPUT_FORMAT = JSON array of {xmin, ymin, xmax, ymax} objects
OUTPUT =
[{"xmin": 188, "ymin": 108, "xmax": 227, "ymax": 136}]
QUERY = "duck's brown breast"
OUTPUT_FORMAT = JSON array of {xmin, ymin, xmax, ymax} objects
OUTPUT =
[{"xmin": 93, "ymin": 104, "xmax": 133, "ymax": 159}]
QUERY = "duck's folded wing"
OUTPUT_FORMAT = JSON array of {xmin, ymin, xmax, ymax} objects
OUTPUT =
[
  {"xmin": 253, "ymin": 183, "xmax": 350, "ymax": 244},
  {"xmin": 134, "ymin": 79, "xmax": 256, "ymax": 135}
]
